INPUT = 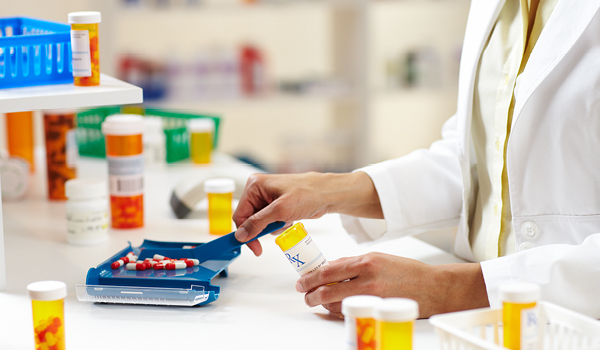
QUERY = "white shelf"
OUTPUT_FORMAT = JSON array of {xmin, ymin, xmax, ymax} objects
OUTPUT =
[
  {"xmin": 0, "ymin": 74, "xmax": 143, "ymax": 114},
  {"xmin": 0, "ymin": 73, "xmax": 142, "ymax": 291}
]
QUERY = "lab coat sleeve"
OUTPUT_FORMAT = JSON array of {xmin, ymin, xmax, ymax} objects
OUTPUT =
[
  {"xmin": 480, "ymin": 233, "xmax": 600, "ymax": 318},
  {"xmin": 341, "ymin": 114, "xmax": 463, "ymax": 243}
]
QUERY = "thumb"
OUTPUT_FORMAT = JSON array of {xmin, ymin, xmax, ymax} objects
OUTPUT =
[{"xmin": 235, "ymin": 201, "xmax": 285, "ymax": 242}]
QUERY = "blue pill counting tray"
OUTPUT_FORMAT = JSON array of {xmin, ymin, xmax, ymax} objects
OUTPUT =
[{"xmin": 76, "ymin": 222, "xmax": 285, "ymax": 306}]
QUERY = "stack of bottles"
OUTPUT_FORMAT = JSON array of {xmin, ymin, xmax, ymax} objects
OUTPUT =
[
  {"xmin": 117, "ymin": 44, "xmax": 267, "ymax": 102},
  {"xmin": 342, "ymin": 295, "xmax": 419, "ymax": 350}
]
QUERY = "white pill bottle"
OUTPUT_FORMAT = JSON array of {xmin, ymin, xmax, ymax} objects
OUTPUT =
[{"xmin": 65, "ymin": 178, "xmax": 110, "ymax": 245}]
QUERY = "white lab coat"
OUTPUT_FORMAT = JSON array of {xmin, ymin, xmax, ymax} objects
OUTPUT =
[{"xmin": 341, "ymin": 0, "xmax": 600, "ymax": 317}]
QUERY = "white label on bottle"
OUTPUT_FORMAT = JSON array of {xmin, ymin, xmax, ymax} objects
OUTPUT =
[
  {"xmin": 66, "ymin": 209, "xmax": 109, "ymax": 239},
  {"xmin": 70, "ymin": 30, "xmax": 92, "ymax": 77},
  {"xmin": 66, "ymin": 129, "xmax": 78, "ymax": 167},
  {"xmin": 344, "ymin": 316, "xmax": 358, "ymax": 350},
  {"xmin": 282, "ymin": 234, "xmax": 328, "ymax": 276},
  {"xmin": 520, "ymin": 305, "xmax": 539, "ymax": 350},
  {"xmin": 107, "ymin": 155, "xmax": 144, "ymax": 196}
]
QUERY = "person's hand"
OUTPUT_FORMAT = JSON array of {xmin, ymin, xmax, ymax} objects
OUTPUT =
[
  {"xmin": 233, "ymin": 172, "xmax": 382, "ymax": 256},
  {"xmin": 294, "ymin": 252, "xmax": 489, "ymax": 318}
]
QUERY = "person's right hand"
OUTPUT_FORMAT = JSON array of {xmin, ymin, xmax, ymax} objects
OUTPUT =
[
  {"xmin": 233, "ymin": 172, "xmax": 332, "ymax": 256},
  {"xmin": 233, "ymin": 171, "xmax": 382, "ymax": 256}
]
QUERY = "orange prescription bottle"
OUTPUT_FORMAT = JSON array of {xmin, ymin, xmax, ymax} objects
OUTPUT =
[
  {"xmin": 275, "ymin": 222, "xmax": 328, "ymax": 276},
  {"xmin": 342, "ymin": 295, "xmax": 382, "ymax": 350},
  {"xmin": 375, "ymin": 298, "xmax": 419, "ymax": 350},
  {"xmin": 68, "ymin": 11, "xmax": 101, "ymax": 86},
  {"xmin": 500, "ymin": 282, "xmax": 541, "ymax": 350},
  {"xmin": 44, "ymin": 109, "xmax": 77, "ymax": 200},
  {"xmin": 5, "ymin": 111, "xmax": 35, "ymax": 172},
  {"xmin": 27, "ymin": 281, "xmax": 67, "ymax": 350},
  {"xmin": 204, "ymin": 178, "xmax": 235, "ymax": 235},
  {"xmin": 188, "ymin": 118, "xmax": 214, "ymax": 164},
  {"xmin": 101, "ymin": 115, "xmax": 144, "ymax": 229}
]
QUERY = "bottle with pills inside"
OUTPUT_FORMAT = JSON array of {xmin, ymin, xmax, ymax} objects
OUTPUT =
[
  {"xmin": 275, "ymin": 222, "xmax": 328, "ymax": 276},
  {"xmin": 204, "ymin": 178, "xmax": 235, "ymax": 235},
  {"xmin": 374, "ymin": 298, "xmax": 419, "ymax": 350},
  {"xmin": 342, "ymin": 295, "xmax": 382, "ymax": 350},
  {"xmin": 27, "ymin": 281, "xmax": 67, "ymax": 350},
  {"xmin": 500, "ymin": 282, "xmax": 541, "ymax": 350},
  {"xmin": 68, "ymin": 11, "xmax": 101, "ymax": 86},
  {"xmin": 101, "ymin": 114, "xmax": 144, "ymax": 229},
  {"xmin": 5, "ymin": 111, "xmax": 35, "ymax": 172},
  {"xmin": 44, "ymin": 109, "xmax": 78, "ymax": 200}
]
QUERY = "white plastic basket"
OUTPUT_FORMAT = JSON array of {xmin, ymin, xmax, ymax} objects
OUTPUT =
[{"xmin": 429, "ymin": 301, "xmax": 600, "ymax": 350}]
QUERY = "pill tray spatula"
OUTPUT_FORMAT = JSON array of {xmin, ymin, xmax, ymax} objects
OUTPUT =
[{"xmin": 76, "ymin": 221, "xmax": 285, "ymax": 307}]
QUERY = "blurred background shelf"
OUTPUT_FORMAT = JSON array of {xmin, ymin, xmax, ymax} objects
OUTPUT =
[{"xmin": 2, "ymin": 0, "xmax": 470, "ymax": 172}]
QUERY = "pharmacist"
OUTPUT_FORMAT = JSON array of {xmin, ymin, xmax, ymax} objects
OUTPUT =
[{"xmin": 233, "ymin": 0, "xmax": 600, "ymax": 318}]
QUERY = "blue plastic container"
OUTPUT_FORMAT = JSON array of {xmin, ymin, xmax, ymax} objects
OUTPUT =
[{"xmin": 0, "ymin": 17, "xmax": 73, "ymax": 89}]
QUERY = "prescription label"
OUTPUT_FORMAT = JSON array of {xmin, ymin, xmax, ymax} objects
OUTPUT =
[
  {"xmin": 282, "ymin": 235, "xmax": 328, "ymax": 276},
  {"xmin": 67, "ymin": 209, "xmax": 109, "ymax": 240},
  {"xmin": 70, "ymin": 30, "xmax": 92, "ymax": 77},
  {"xmin": 107, "ymin": 155, "xmax": 144, "ymax": 196},
  {"xmin": 520, "ymin": 306, "xmax": 539, "ymax": 350},
  {"xmin": 66, "ymin": 129, "xmax": 78, "ymax": 167}
]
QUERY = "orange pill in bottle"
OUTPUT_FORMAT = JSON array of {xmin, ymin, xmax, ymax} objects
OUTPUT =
[
  {"xmin": 43, "ymin": 109, "xmax": 77, "ymax": 200},
  {"xmin": 342, "ymin": 295, "xmax": 382, "ymax": 350},
  {"xmin": 68, "ymin": 11, "xmax": 101, "ymax": 86},
  {"xmin": 5, "ymin": 111, "xmax": 35, "ymax": 172},
  {"xmin": 27, "ymin": 281, "xmax": 67, "ymax": 350},
  {"xmin": 101, "ymin": 115, "xmax": 144, "ymax": 229}
]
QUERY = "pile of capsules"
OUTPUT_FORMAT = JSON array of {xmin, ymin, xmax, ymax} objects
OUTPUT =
[
  {"xmin": 34, "ymin": 316, "xmax": 64, "ymax": 350},
  {"xmin": 111, "ymin": 252, "xmax": 200, "ymax": 271}
]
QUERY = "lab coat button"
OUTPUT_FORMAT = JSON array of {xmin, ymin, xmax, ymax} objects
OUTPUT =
[
  {"xmin": 518, "ymin": 242, "xmax": 534, "ymax": 251},
  {"xmin": 521, "ymin": 221, "xmax": 538, "ymax": 238}
]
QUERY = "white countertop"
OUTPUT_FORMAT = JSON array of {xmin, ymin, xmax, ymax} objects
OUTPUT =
[{"xmin": 0, "ymin": 155, "xmax": 465, "ymax": 349}]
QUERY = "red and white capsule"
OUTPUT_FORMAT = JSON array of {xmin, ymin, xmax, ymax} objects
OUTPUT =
[
  {"xmin": 153, "ymin": 254, "xmax": 166, "ymax": 261},
  {"xmin": 165, "ymin": 261, "xmax": 187, "ymax": 270},
  {"xmin": 111, "ymin": 260, "xmax": 125, "ymax": 269},
  {"xmin": 180, "ymin": 258, "xmax": 199, "ymax": 266},
  {"xmin": 126, "ymin": 262, "xmax": 146, "ymax": 271},
  {"xmin": 153, "ymin": 263, "xmax": 165, "ymax": 270}
]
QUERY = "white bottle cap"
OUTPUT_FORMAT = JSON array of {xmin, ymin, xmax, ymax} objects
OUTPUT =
[
  {"xmin": 188, "ymin": 118, "xmax": 215, "ymax": 133},
  {"xmin": 65, "ymin": 179, "xmax": 107, "ymax": 200},
  {"xmin": 204, "ymin": 178, "xmax": 235, "ymax": 194},
  {"xmin": 0, "ymin": 157, "xmax": 29, "ymax": 199},
  {"xmin": 101, "ymin": 114, "xmax": 144, "ymax": 135},
  {"xmin": 27, "ymin": 281, "xmax": 67, "ymax": 301},
  {"xmin": 499, "ymin": 282, "xmax": 541, "ymax": 303},
  {"xmin": 374, "ymin": 298, "xmax": 419, "ymax": 322},
  {"xmin": 143, "ymin": 116, "xmax": 164, "ymax": 133},
  {"xmin": 342, "ymin": 295, "xmax": 382, "ymax": 318},
  {"xmin": 68, "ymin": 11, "xmax": 102, "ymax": 24}
]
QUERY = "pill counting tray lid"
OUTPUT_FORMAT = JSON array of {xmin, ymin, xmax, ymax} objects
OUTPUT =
[{"xmin": 78, "ymin": 222, "xmax": 285, "ymax": 307}]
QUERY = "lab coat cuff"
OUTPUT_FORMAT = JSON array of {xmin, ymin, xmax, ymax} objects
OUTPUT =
[
  {"xmin": 340, "ymin": 214, "xmax": 387, "ymax": 243},
  {"xmin": 354, "ymin": 165, "xmax": 403, "ymax": 235},
  {"xmin": 480, "ymin": 257, "xmax": 514, "ymax": 308}
]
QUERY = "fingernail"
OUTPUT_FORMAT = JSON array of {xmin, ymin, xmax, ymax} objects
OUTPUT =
[
  {"xmin": 295, "ymin": 281, "xmax": 304, "ymax": 293},
  {"xmin": 236, "ymin": 227, "xmax": 249, "ymax": 242}
]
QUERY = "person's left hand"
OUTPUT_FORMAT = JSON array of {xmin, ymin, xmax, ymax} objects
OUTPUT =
[{"xmin": 294, "ymin": 252, "xmax": 489, "ymax": 318}]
